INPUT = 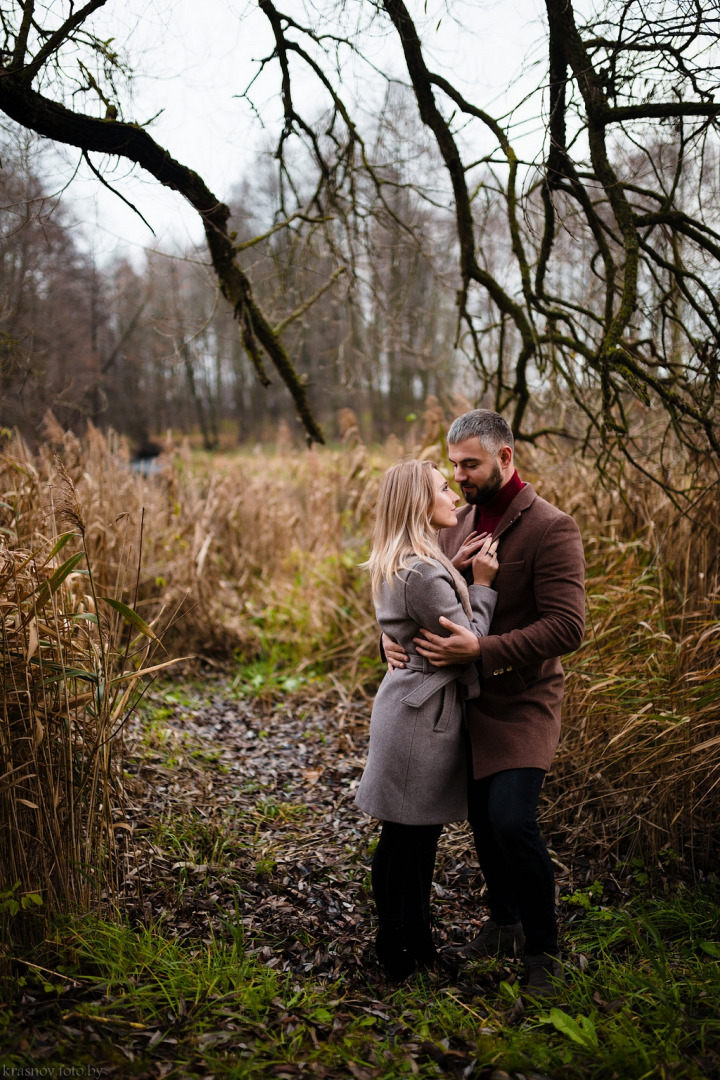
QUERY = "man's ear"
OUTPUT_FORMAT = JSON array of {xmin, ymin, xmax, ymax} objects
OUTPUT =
[{"xmin": 499, "ymin": 445, "xmax": 514, "ymax": 469}]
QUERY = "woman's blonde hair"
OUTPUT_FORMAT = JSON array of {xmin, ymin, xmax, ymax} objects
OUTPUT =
[{"xmin": 364, "ymin": 459, "xmax": 443, "ymax": 601}]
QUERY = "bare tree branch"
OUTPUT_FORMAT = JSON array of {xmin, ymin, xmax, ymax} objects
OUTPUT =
[{"xmin": 0, "ymin": 56, "xmax": 324, "ymax": 443}]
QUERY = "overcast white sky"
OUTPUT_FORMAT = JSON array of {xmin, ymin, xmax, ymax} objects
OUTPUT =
[{"xmin": 54, "ymin": 0, "xmax": 548, "ymax": 263}]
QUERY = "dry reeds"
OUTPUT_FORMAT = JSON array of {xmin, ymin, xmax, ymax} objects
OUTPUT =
[
  {"xmin": 549, "ymin": 534, "xmax": 719, "ymax": 866},
  {"xmin": 0, "ymin": 442, "xmax": 176, "ymax": 950},
  {"xmin": 518, "ymin": 444, "xmax": 720, "ymax": 866},
  {"xmin": 2, "ymin": 421, "xmax": 719, "ymax": 873},
  {"xmin": 1, "ymin": 424, "xmax": 382, "ymax": 671}
]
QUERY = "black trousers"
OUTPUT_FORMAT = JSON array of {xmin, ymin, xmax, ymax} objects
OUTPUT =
[
  {"xmin": 371, "ymin": 820, "xmax": 443, "ymax": 931},
  {"xmin": 468, "ymin": 767, "xmax": 557, "ymax": 955}
]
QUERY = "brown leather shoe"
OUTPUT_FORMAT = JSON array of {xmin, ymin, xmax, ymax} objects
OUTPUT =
[
  {"xmin": 446, "ymin": 919, "xmax": 525, "ymax": 960},
  {"xmin": 523, "ymin": 952, "xmax": 564, "ymax": 999}
]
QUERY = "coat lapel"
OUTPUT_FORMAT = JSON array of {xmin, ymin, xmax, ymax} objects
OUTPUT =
[
  {"xmin": 493, "ymin": 482, "xmax": 537, "ymax": 541},
  {"xmin": 439, "ymin": 484, "xmax": 538, "ymax": 561}
]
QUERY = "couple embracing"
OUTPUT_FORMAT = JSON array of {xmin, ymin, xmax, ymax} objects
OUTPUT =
[{"xmin": 355, "ymin": 410, "xmax": 586, "ymax": 998}]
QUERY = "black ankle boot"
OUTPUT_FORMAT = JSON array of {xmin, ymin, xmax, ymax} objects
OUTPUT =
[
  {"xmin": 375, "ymin": 925, "xmax": 416, "ymax": 981},
  {"xmin": 406, "ymin": 920, "xmax": 438, "ymax": 969}
]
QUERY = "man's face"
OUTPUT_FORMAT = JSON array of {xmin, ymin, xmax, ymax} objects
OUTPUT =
[{"xmin": 448, "ymin": 436, "xmax": 505, "ymax": 505}]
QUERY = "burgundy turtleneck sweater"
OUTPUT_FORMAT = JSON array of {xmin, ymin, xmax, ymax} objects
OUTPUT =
[{"xmin": 474, "ymin": 469, "xmax": 526, "ymax": 536}]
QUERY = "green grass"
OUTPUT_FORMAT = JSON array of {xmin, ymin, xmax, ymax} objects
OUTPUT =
[
  {"xmin": 3, "ymin": 887, "xmax": 719, "ymax": 1078},
  {"xmin": 147, "ymin": 812, "xmax": 244, "ymax": 868},
  {"xmin": 4, "ymin": 672, "xmax": 718, "ymax": 1078},
  {"xmin": 228, "ymin": 656, "xmax": 327, "ymax": 700}
]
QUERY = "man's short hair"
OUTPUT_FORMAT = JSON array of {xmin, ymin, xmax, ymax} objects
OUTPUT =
[{"xmin": 447, "ymin": 410, "xmax": 514, "ymax": 454}]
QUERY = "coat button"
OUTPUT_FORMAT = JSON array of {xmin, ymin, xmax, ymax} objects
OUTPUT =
[{"xmin": 493, "ymin": 668, "xmax": 503, "ymax": 676}]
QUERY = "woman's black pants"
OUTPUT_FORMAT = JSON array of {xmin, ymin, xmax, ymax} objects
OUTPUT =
[
  {"xmin": 371, "ymin": 769, "xmax": 556, "ymax": 958},
  {"xmin": 468, "ymin": 767, "xmax": 557, "ymax": 955},
  {"xmin": 371, "ymin": 820, "xmax": 442, "ymax": 932}
]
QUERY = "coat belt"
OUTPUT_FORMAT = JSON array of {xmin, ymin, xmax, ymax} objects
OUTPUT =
[{"xmin": 400, "ymin": 655, "xmax": 480, "ymax": 732}]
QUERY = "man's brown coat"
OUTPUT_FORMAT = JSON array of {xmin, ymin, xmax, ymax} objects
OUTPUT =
[{"xmin": 438, "ymin": 483, "xmax": 585, "ymax": 778}]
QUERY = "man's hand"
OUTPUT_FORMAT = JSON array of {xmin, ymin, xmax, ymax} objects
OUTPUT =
[
  {"xmin": 414, "ymin": 618, "xmax": 481, "ymax": 667},
  {"xmin": 451, "ymin": 531, "xmax": 490, "ymax": 572},
  {"xmin": 382, "ymin": 633, "xmax": 408, "ymax": 671}
]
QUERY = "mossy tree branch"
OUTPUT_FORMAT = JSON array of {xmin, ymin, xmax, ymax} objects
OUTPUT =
[{"xmin": 0, "ymin": 47, "xmax": 324, "ymax": 443}]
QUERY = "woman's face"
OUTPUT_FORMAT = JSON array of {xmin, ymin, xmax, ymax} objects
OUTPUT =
[{"xmin": 429, "ymin": 468, "xmax": 460, "ymax": 530}]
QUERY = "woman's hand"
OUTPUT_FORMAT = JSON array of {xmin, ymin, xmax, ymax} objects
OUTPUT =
[
  {"xmin": 451, "ymin": 530, "xmax": 491, "ymax": 572},
  {"xmin": 471, "ymin": 534, "xmax": 499, "ymax": 587}
]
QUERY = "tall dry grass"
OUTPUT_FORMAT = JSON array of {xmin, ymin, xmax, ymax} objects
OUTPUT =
[
  {"xmin": 520, "ymin": 445, "xmax": 720, "ymax": 866},
  {"xmin": 2, "ymin": 420, "xmax": 386, "ymax": 670},
  {"xmin": 2, "ymin": 418, "xmax": 719, "ymax": 873},
  {"xmin": 0, "ymin": 438, "xmax": 178, "ymax": 956}
]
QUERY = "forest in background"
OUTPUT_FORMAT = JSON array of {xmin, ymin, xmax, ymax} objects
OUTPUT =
[
  {"xmin": 0, "ymin": 116, "xmax": 467, "ymax": 449},
  {"xmin": 3, "ymin": 0, "xmax": 720, "ymax": 503}
]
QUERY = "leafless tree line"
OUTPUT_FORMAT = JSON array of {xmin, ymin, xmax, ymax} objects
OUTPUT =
[
  {"xmin": 1, "ymin": 114, "xmax": 466, "ymax": 447},
  {"xmin": 1, "ymin": 1, "xmax": 719, "ymax": 495}
]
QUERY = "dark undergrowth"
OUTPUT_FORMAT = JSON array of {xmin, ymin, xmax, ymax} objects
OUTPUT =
[
  {"xmin": 2, "ymin": 677, "xmax": 719, "ymax": 1079},
  {"xmin": 3, "ymin": 887, "xmax": 720, "ymax": 1080}
]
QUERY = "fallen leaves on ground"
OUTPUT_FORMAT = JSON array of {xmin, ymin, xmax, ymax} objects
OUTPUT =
[{"xmin": 4, "ymin": 678, "xmax": 658, "ymax": 1079}]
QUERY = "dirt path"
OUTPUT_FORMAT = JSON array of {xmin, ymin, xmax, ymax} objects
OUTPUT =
[
  {"xmin": 123, "ymin": 679, "xmax": 513, "ymax": 986},
  {"xmin": 9, "ymin": 680, "xmax": 717, "ymax": 1080}
]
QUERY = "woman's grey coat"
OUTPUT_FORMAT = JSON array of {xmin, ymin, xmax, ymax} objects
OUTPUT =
[{"xmin": 355, "ymin": 558, "xmax": 497, "ymax": 825}]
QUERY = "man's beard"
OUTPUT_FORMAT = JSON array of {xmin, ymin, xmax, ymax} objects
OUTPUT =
[{"xmin": 461, "ymin": 462, "xmax": 504, "ymax": 505}]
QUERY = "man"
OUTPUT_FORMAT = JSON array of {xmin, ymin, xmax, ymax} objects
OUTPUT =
[{"xmin": 382, "ymin": 410, "xmax": 585, "ymax": 997}]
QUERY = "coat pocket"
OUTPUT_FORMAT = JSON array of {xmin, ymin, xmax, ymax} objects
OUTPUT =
[
  {"xmin": 432, "ymin": 687, "xmax": 451, "ymax": 732},
  {"xmin": 401, "ymin": 672, "xmax": 460, "ymax": 734}
]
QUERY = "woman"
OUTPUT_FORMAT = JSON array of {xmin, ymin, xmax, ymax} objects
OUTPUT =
[{"xmin": 355, "ymin": 459, "xmax": 499, "ymax": 979}]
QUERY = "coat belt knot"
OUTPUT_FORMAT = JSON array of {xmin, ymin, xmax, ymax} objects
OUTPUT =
[{"xmin": 400, "ymin": 655, "xmax": 480, "ymax": 732}]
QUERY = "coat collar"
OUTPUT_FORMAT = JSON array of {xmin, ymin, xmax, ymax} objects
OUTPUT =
[
  {"xmin": 440, "ymin": 483, "xmax": 538, "ymax": 556},
  {"xmin": 491, "ymin": 481, "xmax": 537, "ymax": 540}
]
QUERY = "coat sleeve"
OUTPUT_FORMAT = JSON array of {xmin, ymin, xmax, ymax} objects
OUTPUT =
[
  {"xmin": 476, "ymin": 513, "xmax": 585, "ymax": 676},
  {"xmin": 404, "ymin": 561, "xmax": 497, "ymax": 639}
]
